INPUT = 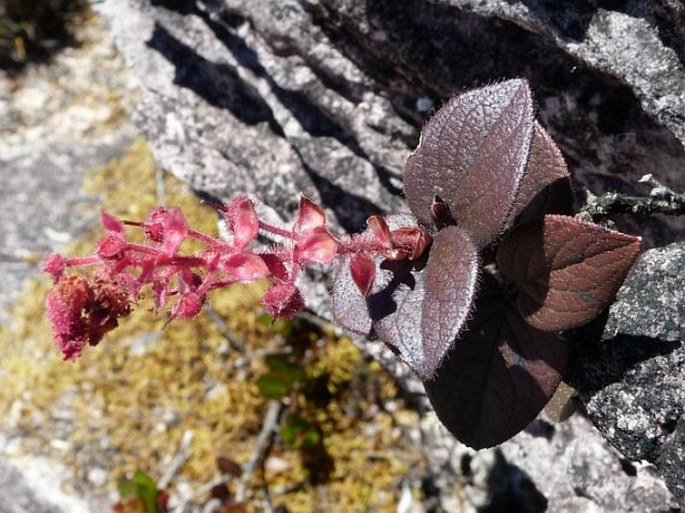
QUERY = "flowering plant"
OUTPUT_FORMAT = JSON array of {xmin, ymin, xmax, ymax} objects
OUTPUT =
[
  {"xmin": 44, "ymin": 79, "xmax": 640, "ymax": 448},
  {"xmin": 44, "ymin": 194, "xmax": 428, "ymax": 359}
]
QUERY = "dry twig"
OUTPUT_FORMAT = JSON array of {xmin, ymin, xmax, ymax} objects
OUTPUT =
[
  {"xmin": 578, "ymin": 174, "xmax": 685, "ymax": 220},
  {"xmin": 235, "ymin": 399, "xmax": 285, "ymax": 502},
  {"xmin": 159, "ymin": 430, "xmax": 194, "ymax": 490}
]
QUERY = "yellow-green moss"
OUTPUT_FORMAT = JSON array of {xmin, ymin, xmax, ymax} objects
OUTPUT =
[{"xmin": 0, "ymin": 139, "xmax": 423, "ymax": 512}]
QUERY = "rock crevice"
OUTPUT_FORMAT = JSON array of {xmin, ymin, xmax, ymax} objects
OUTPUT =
[{"xmin": 96, "ymin": 0, "xmax": 685, "ymax": 509}]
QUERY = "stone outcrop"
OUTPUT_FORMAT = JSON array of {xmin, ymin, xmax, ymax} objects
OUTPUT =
[
  {"xmin": 570, "ymin": 242, "xmax": 685, "ymax": 509},
  {"xmin": 96, "ymin": 0, "xmax": 684, "ymax": 509}
]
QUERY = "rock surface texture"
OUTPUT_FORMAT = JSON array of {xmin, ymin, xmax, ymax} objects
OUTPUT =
[
  {"xmin": 96, "ymin": 0, "xmax": 684, "ymax": 510},
  {"xmin": 0, "ymin": 12, "xmax": 135, "ymax": 512},
  {"xmin": 570, "ymin": 242, "xmax": 685, "ymax": 509}
]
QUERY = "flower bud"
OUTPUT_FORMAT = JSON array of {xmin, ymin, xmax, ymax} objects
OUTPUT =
[{"xmin": 263, "ymin": 282, "xmax": 304, "ymax": 319}]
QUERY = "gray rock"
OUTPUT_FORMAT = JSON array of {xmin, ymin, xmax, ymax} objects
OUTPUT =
[
  {"xmin": 0, "ymin": 451, "xmax": 104, "ymax": 513},
  {"xmin": 570, "ymin": 243, "xmax": 685, "ymax": 508},
  {"xmin": 95, "ymin": 0, "xmax": 684, "ymax": 510},
  {"xmin": 419, "ymin": 410, "xmax": 680, "ymax": 512},
  {"xmin": 0, "ymin": 458, "xmax": 66, "ymax": 513},
  {"xmin": 0, "ymin": 140, "xmax": 130, "ymax": 322},
  {"xmin": 0, "ymin": 11, "xmax": 136, "ymax": 511},
  {"xmin": 97, "ymin": 0, "xmax": 684, "ymax": 247},
  {"xmin": 500, "ymin": 414, "xmax": 679, "ymax": 513}
]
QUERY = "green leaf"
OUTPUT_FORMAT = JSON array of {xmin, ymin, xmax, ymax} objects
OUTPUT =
[
  {"xmin": 256, "ymin": 356, "xmax": 306, "ymax": 398},
  {"xmin": 280, "ymin": 416, "xmax": 321, "ymax": 449},
  {"xmin": 265, "ymin": 356, "xmax": 306, "ymax": 385},
  {"xmin": 117, "ymin": 477, "xmax": 138, "ymax": 499},
  {"xmin": 117, "ymin": 470, "xmax": 159, "ymax": 513},
  {"xmin": 256, "ymin": 375, "xmax": 289, "ymax": 398},
  {"xmin": 258, "ymin": 314, "xmax": 294, "ymax": 337}
]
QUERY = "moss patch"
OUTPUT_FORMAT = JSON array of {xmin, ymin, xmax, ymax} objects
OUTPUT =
[{"xmin": 0, "ymin": 139, "xmax": 424, "ymax": 512}]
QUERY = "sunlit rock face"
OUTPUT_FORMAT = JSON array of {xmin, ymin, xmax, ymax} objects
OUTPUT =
[
  {"xmin": 97, "ymin": 0, "xmax": 684, "ymax": 510},
  {"xmin": 569, "ymin": 242, "xmax": 685, "ymax": 509}
]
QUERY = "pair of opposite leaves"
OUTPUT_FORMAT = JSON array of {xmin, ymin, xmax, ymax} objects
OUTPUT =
[{"xmin": 331, "ymin": 79, "xmax": 641, "ymax": 449}]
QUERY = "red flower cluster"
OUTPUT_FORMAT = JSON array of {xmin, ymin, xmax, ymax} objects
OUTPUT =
[
  {"xmin": 44, "ymin": 194, "xmax": 429, "ymax": 360},
  {"xmin": 45, "ymin": 274, "xmax": 131, "ymax": 360}
]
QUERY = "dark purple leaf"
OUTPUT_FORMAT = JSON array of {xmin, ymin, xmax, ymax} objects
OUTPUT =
[
  {"xmin": 369, "ymin": 226, "xmax": 479, "ymax": 379},
  {"xmin": 331, "ymin": 214, "xmax": 418, "ymax": 336},
  {"xmin": 506, "ymin": 122, "xmax": 573, "ymax": 227},
  {"xmin": 404, "ymin": 79, "xmax": 534, "ymax": 247},
  {"xmin": 331, "ymin": 254, "xmax": 374, "ymax": 335},
  {"xmin": 423, "ymin": 276, "xmax": 568, "ymax": 449},
  {"xmin": 497, "ymin": 214, "xmax": 641, "ymax": 331},
  {"xmin": 216, "ymin": 456, "xmax": 243, "ymax": 477},
  {"xmin": 430, "ymin": 195, "xmax": 455, "ymax": 230}
]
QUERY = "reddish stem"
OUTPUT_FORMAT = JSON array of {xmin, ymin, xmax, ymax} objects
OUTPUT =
[
  {"xmin": 187, "ymin": 228, "xmax": 226, "ymax": 247},
  {"xmin": 258, "ymin": 221, "xmax": 296, "ymax": 240},
  {"xmin": 65, "ymin": 256, "xmax": 101, "ymax": 267}
]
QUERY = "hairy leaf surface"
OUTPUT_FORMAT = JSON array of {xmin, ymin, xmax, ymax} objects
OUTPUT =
[
  {"xmin": 331, "ymin": 253, "xmax": 374, "ymax": 336},
  {"xmin": 424, "ymin": 276, "xmax": 568, "ymax": 449},
  {"xmin": 369, "ymin": 226, "xmax": 479, "ymax": 379},
  {"xmin": 506, "ymin": 122, "xmax": 573, "ymax": 227},
  {"xmin": 331, "ymin": 214, "xmax": 418, "ymax": 337},
  {"xmin": 404, "ymin": 79, "xmax": 534, "ymax": 247},
  {"xmin": 497, "ymin": 214, "xmax": 641, "ymax": 331}
]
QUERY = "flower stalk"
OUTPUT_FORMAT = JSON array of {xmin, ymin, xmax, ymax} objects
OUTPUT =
[{"xmin": 44, "ymin": 194, "xmax": 429, "ymax": 360}]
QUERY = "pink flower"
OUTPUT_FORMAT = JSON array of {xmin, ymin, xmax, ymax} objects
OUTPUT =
[
  {"xmin": 293, "ymin": 195, "xmax": 327, "ymax": 234},
  {"xmin": 43, "ymin": 194, "xmax": 430, "ymax": 356},
  {"xmin": 363, "ymin": 215, "xmax": 431, "ymax": 260},
  {"xmin": 367, "ymin": 215, "xmax": 393, "ymax": 250},
  {"xmin": 131, "ymin": 207, "xmax": 190, "ymax": 256},
  {"xmin": 96, "ymin": 233, "xmax": 127, "ymax": 260},
  {"xmin": 101, "ymin": 210, "xmax": 125, "ymax": 234},
  {"xmin": 349, "ymin": 254, "xmax": 376, "ymax": 297},
  {"xmin": 262, "ymin": 282, "xmax": 305, "ymax": 319},
  {"xmin": 171, "ymin": 291, "xmax": 204, "ymax": 320},
  {"xmin": 260, "ymin": 254, "xmax": 288, "ymax": 281},
  {"xmin": 292, "ymin": 195, "xmax": 339, "ymax": 265},
  {"xmin": 220, "ymin": 253, "xmax": 270, "ymax": 282},
  {"xmin": 97, "ymin": 211, "xmax": 128, "ymax": 260},
  {"xmin": 160, "ymin": 207, "xmax": 189, "ymax": 257},
  {"xmin": 142, "ymin": 207, "xmax": 168, "ymax": 242},
  {"xmin": 44, "ymin": 254, "xmax": 67, "ymax": 280},
  {"xmin": 46, "ymin": 274, "xmax": 132, "ymax": 360},
  {"xmin": 389, "ymin": 227, "xmax": 431, "ymax": 261},
  {"xmin": 219, "ymin": 194, "xmax": 260, "ymax": 251},
  {"xmin": 295, "ymin": 226, "xmax": 340, "ymax": 265}
]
